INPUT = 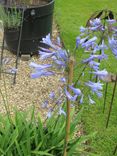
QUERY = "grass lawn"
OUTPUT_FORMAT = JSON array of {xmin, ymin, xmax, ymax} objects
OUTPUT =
[{"xmin": 55, "ymin": 0, "xmax": 117, "ymax": 156}]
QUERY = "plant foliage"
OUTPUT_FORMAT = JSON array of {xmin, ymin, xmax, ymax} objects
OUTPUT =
[
  {"xmin": 0, "ymin": 5, "xmax": 21, "ymax": 29},
  {"xmin": 0, "ymin": 108, "xmax": 94, "ymax": 156}
]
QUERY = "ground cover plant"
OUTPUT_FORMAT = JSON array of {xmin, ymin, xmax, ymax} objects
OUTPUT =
[{"xmin": 55, "ymin": 0, "xmax": 117, "ymax": 156}]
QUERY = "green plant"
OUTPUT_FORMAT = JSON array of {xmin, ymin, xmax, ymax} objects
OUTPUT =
[
  {"xmin": 0, "ymin": 5, "xmax": 21, "ymax": 29},
  {"xmin": 0, "ymin": 107, "xmax": 95, "ymax": 156}
]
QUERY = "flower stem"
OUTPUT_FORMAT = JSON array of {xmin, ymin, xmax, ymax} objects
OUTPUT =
[{"xmin": 63, "ymin": 56, "xmax": 74, "ymax": 156}]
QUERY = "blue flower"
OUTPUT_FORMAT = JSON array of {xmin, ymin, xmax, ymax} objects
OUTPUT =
[
  {"xmin": 54, "ymin": 60, "xmax": 66, "ymax": 67},
  {"xmin": 85, "ymin": 81, "xmax": 103, "ymax": 97},
  {"xmin": 56, "ymin": 36, "xmax": 61, "ymax": 46},
  {"xmin": 80, "ymin": 26, "xmax": 88, "ymax": 33},
  {"xmin": 88, "ymin": 95, "xmax": 95, "ymax": 104},
  {"xmin": 91, "ymin": 69, "xmax": 108, "ymax": 80},
  {"xmin": 83, "ymin": 53, "xmax": 108, "ymax": 63},
  {"xmin": 60, "ymin": 77, "xmax": 66, "ymax": 83},
  {"xmin": 55, "ymin": 49, "xmax": 68, "ymax": 62},
  {"xmin": 7, "ymin": 68, "xmax": 18, "ymax": 74},
  {"xmin": 99, "ymin": 40, "xmax": 108, "ymax": 54},
  {"xmin": 39, "ymin": 50, "xmax": 56, "ymax": 60},
  {"xmin": 56, "ymin": 99, "xmax": 62, "ymax": 105},
  {"xmin": 59, "ymin": 107, "xmax": 66, "ymax": 116},
  {"xmin": 108, "ymin": 36, "xmax": 117, "ymax": 58},
  {"xmin": 76, "ymin": 36, "xmax": 89, "ymax": 48},
  {"xmin": 89, "ymin": 18, "xmax": 105, "ymax": 31},
  {"xmin": 30, "ymin": 70, "xmax": 55, "ymax": 79},
  {"xmin": 65, "ymin": 88, "xmax": 78, "ymax": 101},
  {"xmin": 46, "ymin": 109, "xmax": 52, "ymax": 118},
  {"xmin": 106, "ymin": 19, "xmax": 116, "ymax": 24},
  {"xmin": 89, "ymin": 61, "xmax": 100, "ymax": 71},
  {"xmin": 49, "ymin": 91, "xmax": 55, "ymax": 100},
  {"xmin": 80, "ymin": 94, "xmax": 84, "ymax": 104},
  {"xmin": 82, "ymin": 36, "xmax": 97, "ymax": 50},
  {"xmin": 42, "ymin": 34, "xmax": 57, "ymax": 49},
  {"xmin": 90, "ymin": 18, "xmax": 101, "ymax": 27},
  {"xmin": 76, "ymin": 36, "xmax": 81, "ymax": 48},
  {"xmin": 42, "ymin": 101, "xmax": 49, "ymax": 108},
  {"xmin": 29, "ymin": 62, "xmax": 52, "ymax": 70},
  {"xmin": 69, "ymin": 85, "xmax": 81, "ymax": 96}
]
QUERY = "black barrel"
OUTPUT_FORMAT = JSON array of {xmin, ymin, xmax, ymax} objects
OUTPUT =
[{"xmin": 4, "ymin": 0, "xmax": 54, "ymax": 55}]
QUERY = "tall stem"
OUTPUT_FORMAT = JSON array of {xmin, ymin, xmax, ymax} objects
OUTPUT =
[{"xmin": 63, "ymin": 56, "xmax": 74, "ymax": 156}]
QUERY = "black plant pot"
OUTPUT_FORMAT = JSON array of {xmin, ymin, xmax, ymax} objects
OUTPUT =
[{"xmin": 4, "ymin": 0, "xmax": 54, "ymax": 55}]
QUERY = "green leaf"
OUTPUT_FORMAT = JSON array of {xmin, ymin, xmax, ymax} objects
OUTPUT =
[
  {"xmin": 6, "ymin": 129, "xmax": 18, "ymax": 153},
  {"xmin": 31, "ymin": 151, "xmax": 54, "ymax": 156},
  {"xmin": 0, "ymin": 147, "xmax": 5, "ymax": 155},
  {"xmin": 15, "ymin": 140, "xmax": 22, "ymax": 156}
]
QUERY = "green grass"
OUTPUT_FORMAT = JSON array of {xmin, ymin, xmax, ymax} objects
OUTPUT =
[{"xmin": 55, "ymin": 0, "xmax": 117, "ymax": 156}]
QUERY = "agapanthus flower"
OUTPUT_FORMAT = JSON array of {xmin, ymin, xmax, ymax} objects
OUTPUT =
[
  {"xmin": 89, "ymin": 61, "xmax": 100, "ymax": 71},
  {"xmin": 46, "ymin": 109, "xmax": 52, "ymax": 118},
  {"xmin": 92, "ymin": 44, "xmax": 100, "ymax": 53},
  {"xmin": 39, "ymin": 50, "xmax": 56, "ymax": 60},
  {"xmin": 81, "ymin": 36, "xmax": 97, "ymax": 51},
  {"xmin": 54, "ymin": 59, "xmax": 66, "ymax": 67},
  {"xmin": 60, "ymin": 77, "xmax": 66, "ymax": 83},
  {"xmin": 69, "ymin": 85, "xmax": 81, "ymax": 96},
  {"xmin": 56, "ymin": 99, "xmax": 63, "ymax": 105},
  {"xmin": 89, "ymin": 18, "xmax": 105, "ymax": 31},
  {"xmin": 112, "ymin": 26, "xmax": 117, "ymax": 33},
  {"xmin": 7, "ymin": 68, "xmax": 18, "ymax": 74},
  {"xmin": 88, "ymin": 95, "xmax": 95, "ymax": 104},
  {"xmin": 56, "ymin": 37, "xmax": 61, "ymax": 46},
  {"xmin": 76, "ymin": 36, "xmax": 89, "ymax": 48},
  {"xmin": 42, "ymin": 101, "xmax": 49, "ymax": 108},
  {"xmin": 65, "ymin": 88, "xmax": 78, "ymax": 101},
  {"xmin": 90, "ymin": 18, "xmax": 101, "ymax": 27},
  {"xmin": 108, "ymin": 36, "xmax": 117, "ymax": 58},
  {"xmin": 29, "ymin": 62, "xmax": 52, "ymax": 70},
  {"xmin": 80, "ymin": 26, "xmax": 88, "ymax": 33},
  {"xmin": 49, "ymin": 91, "xmax": 55, "ymax": 100},
  {"xmin": 91, "ymin": 69, "xmax": 108, "ymax": 80},
  {"xmin": 99, "ymin": 40, "xmax": 108, "ymax": 54},
  {"xmin": 80, "ymin": 94, "xmax": 84, "ymax": 104},
  {"xmin": 30, "ymin": 70, "xmax": 54, "ymax": 79},
  {"xmin": 59, "ymin": 107, "xmax": 66, "ymax": 116},
  {"xmin": 42, "ymin": 33, "xmax": 58, "ymax": 50},
  {"xmin": 85, "ymin": 81, "xmax": 103, "ymax": 97},
  {"xmin": 106, "ymin": 19, "xmax": 116, "ymax": 24},
  {"xmin": 56, "ymin": 49, "xmax": 68, "ymax": 61},
  {"xmin": 83, "ymin": 53, "xmax": 108, "ymax": 63}
]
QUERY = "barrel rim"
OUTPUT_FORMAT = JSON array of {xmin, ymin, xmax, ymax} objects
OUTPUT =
[{"xmin": 3, "ymin": 0, "xmax": 55, "ymax": 10}]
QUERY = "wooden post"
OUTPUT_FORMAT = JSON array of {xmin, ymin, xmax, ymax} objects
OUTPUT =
[{"xmin": 63, "ymin": 56, "xmax": 74, "ymax": 156}]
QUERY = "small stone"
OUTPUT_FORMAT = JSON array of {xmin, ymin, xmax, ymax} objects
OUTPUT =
[{"xmin": 21, "ymin": 55, "xmax": 31, "ymax": 61}]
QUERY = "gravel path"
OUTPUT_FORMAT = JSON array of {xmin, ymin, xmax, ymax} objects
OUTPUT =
[{"xmin": 0, "ymin": 22, "xmax": 62, "ymax": 118}]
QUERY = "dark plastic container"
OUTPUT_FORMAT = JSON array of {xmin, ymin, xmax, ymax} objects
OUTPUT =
[{"xmin": 4, "ymin": 0, "xmax": 54, "ymax": 55}]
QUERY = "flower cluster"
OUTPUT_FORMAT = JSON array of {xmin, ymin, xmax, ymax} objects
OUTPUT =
[{"xmin": 30, "ymin": 18, "xmax": 117, "ymax": 117}]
